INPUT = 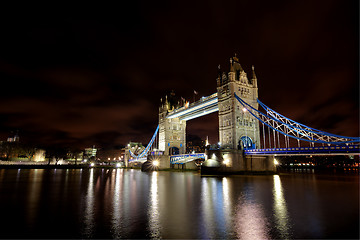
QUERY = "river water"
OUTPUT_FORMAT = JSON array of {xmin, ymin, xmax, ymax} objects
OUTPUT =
[{"xmin": 0, "ymin": 168, "xmax": 358, "ymax": 239}]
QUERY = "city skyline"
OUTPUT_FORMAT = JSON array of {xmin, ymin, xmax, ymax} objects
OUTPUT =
[{"xmin": 0, "ymin": 1, "xmax": 358, "ymax": 149}]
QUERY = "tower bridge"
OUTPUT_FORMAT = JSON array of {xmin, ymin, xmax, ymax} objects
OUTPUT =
[{"xmin": 125, "ymin": 55, "xmax": 360, "ymax": 174}]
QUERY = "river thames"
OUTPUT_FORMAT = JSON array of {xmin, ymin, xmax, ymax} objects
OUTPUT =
[{"xmin": 0, "ymin": 168, "xmax": 358, "ymax": 239}]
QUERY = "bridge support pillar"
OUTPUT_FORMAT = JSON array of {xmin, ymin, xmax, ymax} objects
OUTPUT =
[
  {"xmin": 141, "ymin": 155, "xmax": 171, "ymax": 171},
  {"xmin": 201, "ymin": 149, "xmax": 276, "ymax": 175}
]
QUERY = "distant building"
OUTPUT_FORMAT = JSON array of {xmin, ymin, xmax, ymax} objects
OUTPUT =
[
  {"xmin": 186, "ymin": 139, "xmax": 206, "ymax": 153},
  {"xmin": 7, "ymin": 133, "xmax": 19, "ymax": 142},
  {"xmin": 84, "ymin": 145, "xmax": 97, "ymax": 159}
]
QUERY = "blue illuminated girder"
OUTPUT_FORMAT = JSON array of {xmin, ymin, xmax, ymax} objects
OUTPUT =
[
  {"xmin": 129, "ymin": 125, "xmax": 159, "ymax": 159},
  {"xmin": 245, "ymin": 145, "xmax": 360, "ymax": 155},
  {"xmin": 235, "ymin": 93, "xmax": 360, "ymax": 145}
]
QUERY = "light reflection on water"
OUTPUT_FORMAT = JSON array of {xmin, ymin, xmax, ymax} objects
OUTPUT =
[
  {"xmin": 27, "ymin": 169, "xmax": 44, "ymax": 227},
  {"xmin": 148, "ymin": 172, "xmax": 161, "ymax": 238},
  {"xmin": 112, "ymin": 168, "xmax": 123, "ymax": 238},
  {"xmin": 222, "ymin": 177, "xmax": 232, "ymax": 235},
  {"xmin": 200, "ymin": 177, "xmax": 234, "ymax": 239},
  {"xmin": 0, "ymin": 169, "xmax": 358, "ymax": 239},
  {"xmin": 234, "ymin": 182, "xmax": 269, "ymax": 240},
  {"xmin": 273, "ymin": 175, "xmax": 290, "ymax": 239},
  {"xmin": 200, "ymin": 177, "xmax": 216, "ymax": 238},
  {"xmin": 82, "ymin": 168, "xmax": 95, "ymax": 238}
]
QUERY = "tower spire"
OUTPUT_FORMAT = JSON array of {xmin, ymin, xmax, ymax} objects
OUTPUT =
[
  {"xmin": 251, "ymin": 65, "xmax": 257, "ymax": 79},
  {"xmin": 251, "ymin": 65, "xmax": 257, "ymax": 87}
]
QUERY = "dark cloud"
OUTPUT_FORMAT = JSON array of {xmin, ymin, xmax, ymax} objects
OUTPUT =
[{"xmin": 0, "ymin": 1, "xmax": 358, "ymax": 148}]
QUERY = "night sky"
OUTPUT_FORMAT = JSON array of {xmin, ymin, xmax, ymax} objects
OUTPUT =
[{"xmin": 0, "ymin": 1, "xmax": 358, "ymax": 149}]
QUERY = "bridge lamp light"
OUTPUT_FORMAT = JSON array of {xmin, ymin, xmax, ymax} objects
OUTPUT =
[
  {"xmin": 242, "ymin": 107, "xmax": 247, "ymax": 112},
  {"xmin": 116, "ymin": 163, "xmax": 121, "ymax": 168},
  {"xmin": 90, "ymin": 163, "xmax": 95, "ymax": 167},
  {"xmin": 274, "ymin": 159, "xmax": 279, "ymax": 165},
  {"xmin": 153, "ymin": 160, "xmax": 159, "ymax": 167},
  {"xmin": 223, "ymin": 159, "xmax": 230, "ymax": 165}
]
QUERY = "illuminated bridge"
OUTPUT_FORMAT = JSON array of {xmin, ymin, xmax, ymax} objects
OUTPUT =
[
  {"xmin": 126, "ymin": 91, "xmax": 359, "ymax": 164},
  {"xmin": 125, "ymin": 56, "xmax": 359, "ymax": 168}
]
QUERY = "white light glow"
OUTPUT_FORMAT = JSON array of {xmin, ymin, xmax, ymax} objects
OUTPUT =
[
  {"xmin": 116, "ymin": 163, "xmax": 121, "ymax": 168},
  {"xmin": 153, "ymin": 160, "xmax": 159, "ymax": 167},
  {"xmin": 274, "ymin": 159, "xmax": 279, "ymax": 165},
  {"xmin": 90, "ymin": 163, "xmax": 95, "ymax": 167}
]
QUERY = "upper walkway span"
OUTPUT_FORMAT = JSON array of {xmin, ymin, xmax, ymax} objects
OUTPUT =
[{"xmin": 166, "ymin": 93, "xmax": 218, "ymax": 121}]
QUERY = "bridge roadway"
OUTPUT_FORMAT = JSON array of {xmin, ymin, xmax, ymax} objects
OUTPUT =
[
  {"xmin": 245, "ymin": 145, "xmax": 360, "ymax": 156},
  {"xmin": 128, "ymin": 157, "xmax": 147, "ymax": 163},
  {"xmin": 131, "ymin": 145, "xmax": 358, "ymax": 165},
  {"xmin": 166, "ymin": 93, "xmax": 218, "ymax": 121},
  {"xmin": 170, "ymin": 153, "xmax": 206, "ymax": 164}
]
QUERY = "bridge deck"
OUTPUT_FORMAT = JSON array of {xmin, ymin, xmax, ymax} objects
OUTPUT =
[
  {"xmin": 128, "ymin": 157, "xmax": 147, "ymax": 163},
  {"xmin": 170, "ymin": 153, "xmax": 206, "ymax": 164},
  {"xmin": 245, "ymin": 145, "xmax": 359, "ymax": 156}
]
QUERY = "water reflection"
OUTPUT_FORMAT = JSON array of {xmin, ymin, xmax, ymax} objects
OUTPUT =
[
  {"xmin": 0, "ymin": 168, "xmax": 358, "ymax": 239},
  {"xmin": 83, "ymin": 168, "xmax": 95, "ymax": 238},
  {"xmin": 200, "ymin": 177, "xmax": 232, "ymax": 239},
  {"xmin": 112, "ymin": 169, "xmax": 123, "ymax": 238},
  {"xmin": 27, "ymin": 169, "xmax": 44, "ymax": 226},
  {"xmin": 148, "ymin": 172, "xmax": 161, "ymax": 238},
  {"xmin": 273, "ymin": 175, "xmax": 291, "ymax": 238},
  {"xmin": 234, "ymin": 182, "xmax": 269, "ymax": 239},
  {"xmin": 200, "ymin": 178, "xmax": 216, "ymax": 238},
  {"xmin": 222, "ymin": 177, "xmax": 232, "ymax": 233}
]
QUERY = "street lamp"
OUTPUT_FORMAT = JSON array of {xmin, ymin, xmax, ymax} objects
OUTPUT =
[{"xmin": 274, "ymin": 158, "xmax": 279, "ymax": 165}]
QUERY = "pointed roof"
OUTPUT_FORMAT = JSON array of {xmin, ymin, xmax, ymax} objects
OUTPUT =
[{"xmin": 251, "ymin": 65, "xmax": 257, "ymax": 79}]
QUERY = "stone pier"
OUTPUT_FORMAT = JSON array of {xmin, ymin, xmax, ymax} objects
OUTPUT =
[{"xmin": 201, "ymin": 149, "xmax": 276, "ymax": 175}]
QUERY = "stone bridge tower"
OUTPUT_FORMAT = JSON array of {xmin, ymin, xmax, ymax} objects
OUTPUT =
[
  {"xmin": 217, "ymin": 55, "xmax": 261, "ymax": 150},
  {"xmin": 158, "ymin": 92, "xmax": 186, "ymax": 155}
]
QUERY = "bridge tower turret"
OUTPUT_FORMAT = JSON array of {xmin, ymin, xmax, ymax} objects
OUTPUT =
[
  {"xmin": 158, "ymin": 92, "xmax": 186, "ymax": 155},
  {"xmin": 217, "ymin": 55, "xmax": 261, "ymax": 150}
]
